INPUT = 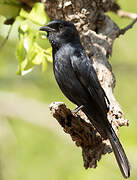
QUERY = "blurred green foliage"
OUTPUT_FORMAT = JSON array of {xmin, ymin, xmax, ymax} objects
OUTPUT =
[
  {"xmin": 0, "ymin": 0, "xmax": 137, "ymax": 180},
  {"xmin": 0, "ymin": 1, "xmax": 51, "ymax": 75},
  {"xmin": 16, "ymin": 3, "xmax": 52, "ymax": 75}
]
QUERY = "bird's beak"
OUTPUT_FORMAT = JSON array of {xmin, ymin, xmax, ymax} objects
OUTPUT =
[{"xmin": 39, "ymin": 26, "xmax": 56, "ymax": 32}]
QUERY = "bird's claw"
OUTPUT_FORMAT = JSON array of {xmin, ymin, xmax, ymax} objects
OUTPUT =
[{"xmin": 72, "ymin": 105, "xmax": 84, "ymax": 114}]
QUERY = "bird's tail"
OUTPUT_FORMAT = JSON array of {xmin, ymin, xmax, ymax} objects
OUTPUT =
[
  {"xmin": 106, "ymin": 125, "xmax": 130, "ymax": 178},
  {"xmin": 83, "ymin": 108, "xmax": 130, "ymax": 178}
]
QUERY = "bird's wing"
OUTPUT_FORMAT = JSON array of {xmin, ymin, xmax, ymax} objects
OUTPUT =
[{"xmin": 71, "ymin": 49, "xmax": 110, "ymax": 114}]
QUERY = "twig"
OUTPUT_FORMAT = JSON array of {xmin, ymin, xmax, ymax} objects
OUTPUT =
[
  {"xmin": 50, "ymin": 102, "xmax": 112, "ymax": 169},
  {"xmin": 117, "ymin": 10, "xmax": 137, "ymax": 20},
  {"xmin": 118, "ymin": 17, "xmax": 137, "ymax": 37}
]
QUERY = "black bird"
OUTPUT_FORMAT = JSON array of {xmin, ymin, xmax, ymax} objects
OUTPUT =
[{"xmin": 40, "ymin": 20, "xmax": 130, "ymax": 178}]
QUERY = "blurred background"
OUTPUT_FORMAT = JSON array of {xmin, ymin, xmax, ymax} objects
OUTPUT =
[{"xmin": 0, "ymin": 0, "xmax": 137, "ymax": 179}]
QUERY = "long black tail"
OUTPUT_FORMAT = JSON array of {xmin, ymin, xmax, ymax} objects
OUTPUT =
[
  {"xmin": 106, "ymin": 125, "xmax": 130, "ymax": 178},
  {"xmin": 83, "ymin": 108, "xmax": 130, "ymax": 178}
]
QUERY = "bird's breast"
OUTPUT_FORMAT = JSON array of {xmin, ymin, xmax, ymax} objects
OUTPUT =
[
  {"xmin": 53, "ymin": 47, "xmax": 91, "ymax": 106},
  {"xmin": 53, "ymin": 50, "xmax": 74, "ymax": 90}
]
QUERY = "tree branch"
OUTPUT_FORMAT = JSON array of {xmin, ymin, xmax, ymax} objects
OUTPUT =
[
  {"xmin": 118, "ymin": 17, "xmax": 137, "ymax": 37},
  {"xmin": 117, "ymin": 10, "xmax": 137, "ymax": 19},
  {"xmin": 50, "ymin": 102, "xmax": 112, "ymax": 168}
]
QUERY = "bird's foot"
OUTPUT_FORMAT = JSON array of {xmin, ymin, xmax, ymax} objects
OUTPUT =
[{"xmin": 72, "ymin": 105, "xmax": 84, "ymax": 114}]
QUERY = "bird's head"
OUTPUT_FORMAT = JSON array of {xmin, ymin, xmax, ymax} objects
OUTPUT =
[{"xmin": 40, "ymin": 20, "xmax": 80, "ymax": 48}]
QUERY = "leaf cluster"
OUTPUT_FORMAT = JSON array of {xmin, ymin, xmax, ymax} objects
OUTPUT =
[{"xmin": 0, "ymin": 1, "xmax": 52, "ymax": 75}]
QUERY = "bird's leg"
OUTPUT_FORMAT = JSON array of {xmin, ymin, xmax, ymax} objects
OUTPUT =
[{"xmin": 72, "ymin": 105, "xmax": 84, "ymax": 114}]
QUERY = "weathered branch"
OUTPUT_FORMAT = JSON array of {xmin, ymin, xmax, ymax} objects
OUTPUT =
[{"xmin": 50, "ymin": 102, "xmax": 112, "ymax": 168}]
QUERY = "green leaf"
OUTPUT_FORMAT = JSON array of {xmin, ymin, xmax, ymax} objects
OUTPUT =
[
  {"xmin": 17, "ymin": 59, "xmax": 33, "ymax": 76},
  {"xmin": 19, "ymin": 8, "xmax": 28, "ymax": 19},
  {"xmin": 20, "ymin": 3, "xmax": 50, "ymax": 25},
  {"xmin": 16, "ymin": 2, "xmax": 51, "ymax": 75},
  {"xmin": 16, "ymin": 25, "xmax": 50, "ymax": 75},
  {"xmin": 0, "ymin": 3, "xmax": 21, "ymax": 19},
  {"xmin": 19, "ymin": 23, "xmax": 29, "ymax": 33},
  {"xmin": 0, "ymin": 15, "xmax": 11, "ymax": 44},
  {"xmin": 44, "ymin": 47, "xmax": 53, "ymax": 63},
  {"xmin": 32, "ymin": 52, "xmax": 45, "ymax": 65},
  {"xmin": 42, "ymin": 59, "xmax": 47, "ymax": 72},
  {"xmin": 16, "ymin": 36, "xmax": 27, "ymax": 63},
  {"xmin": 0, "ymin": 15, "xmax": 11, "ymax": 35},
  {"xmin": 35, "ymin": 31, "xmax": 49, "ymax": 48}
]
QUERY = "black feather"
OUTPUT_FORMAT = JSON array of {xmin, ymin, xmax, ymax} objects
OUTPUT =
[
  {"xmin": 107, "ymin": 125, "xmax": 130, "ymax": 178},
  {"xmin": 40, "ymin": 20, "xmax": 130, "ymax": 178}
]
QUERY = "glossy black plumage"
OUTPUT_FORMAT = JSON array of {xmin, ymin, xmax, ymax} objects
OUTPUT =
[{"xmin": 40, "ymin": 20, "xmax": 130, "ymax": 178}]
